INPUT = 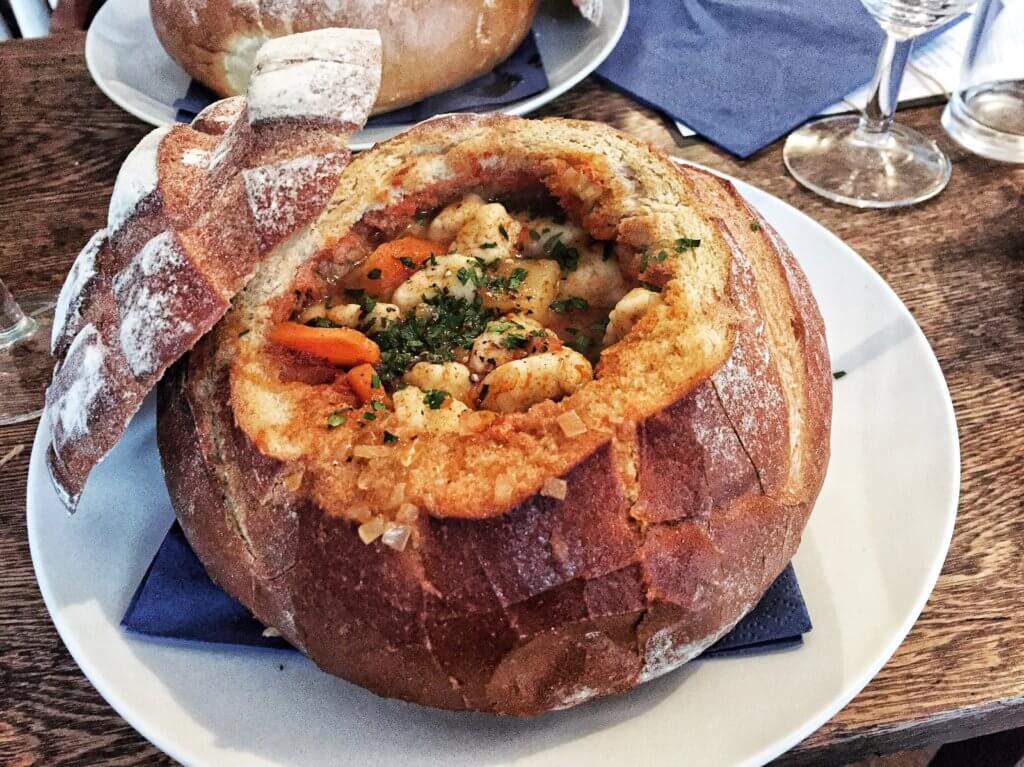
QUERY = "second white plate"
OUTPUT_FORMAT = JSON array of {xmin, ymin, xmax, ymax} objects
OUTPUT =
[
  {"xmin": 84, "ymin": 0, "xmax": 628, "ymax": 150},
  {"xmin": 28, "ymin": 171, "xmax": 959, "ymax": 766}
]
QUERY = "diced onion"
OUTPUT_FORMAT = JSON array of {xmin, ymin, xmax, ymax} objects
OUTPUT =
[
  {"xmin": 557, "ymin": 409, "xmax": 588, "ymax": 438},
  {"xmin": 358, "ymin": 516, "xmax": 386, "ymax": 544},
  {"xmin": 381, "ymin": 522, "xmax": 412, "ymax": 551},
  {"xmin": 349, "ymin": 503, "xmax": 372, "ymax": 523},
  {"xmin": 390, "ymin": 482, "xmax": 407, "ymax": 506},
  {"xmin": 540, "ymin": 477, "xmax": 568, "ymax": 500},
  {"xmin": 354, "ymin": 445, "xmax": 392, "ymax": 459},
  {"xmin": 396, "ymin": 503, "xmax": 419, "ymax": 523}
]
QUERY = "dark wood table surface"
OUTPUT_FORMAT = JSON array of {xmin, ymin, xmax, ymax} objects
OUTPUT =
[{"xmin": 1, "ymin": 32, "xmax": 1022, "ymax": 767}]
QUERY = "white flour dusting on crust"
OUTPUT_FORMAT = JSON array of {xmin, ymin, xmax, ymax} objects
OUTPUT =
[
  {"xmin": 108, "ymin": 126, "xmax": 170, "ymax": 235},
  {"xmin": 247, "ymin": 28, "xmax": 381, "ymax": 125},
  {"xmin": 112, "ymin": 231, "xmax": 194, "ymax": 377},
  {"xmin": 52, "ymin": 229, "xmax": 105, "ymax": 353},
  {"xmin": 243, "ymin": 154, "xmax": 336, "ymax": 234},
  {"xmin": 49, "ymin": 324, "xmax": 105, "ymax": 450},
  {"xmin": 181, "ymin": 147, "xmax": 210, "ymax": 167}
]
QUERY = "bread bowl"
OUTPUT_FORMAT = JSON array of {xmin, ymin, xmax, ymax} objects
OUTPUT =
[
  {"xmin": 47, "ymin": 27, "xmax": 831, "ymax": 716},
  {"xmin": 150, "ymin": 0, "xmax": 544, "ymax": 112}
]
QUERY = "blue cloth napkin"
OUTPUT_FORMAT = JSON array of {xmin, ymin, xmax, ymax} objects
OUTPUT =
[
  {"xmin": 174, "ymin": 32, "xmax": 548, "ymax": 127},
  {"xmin": 595, "ymin": 0, "xmax": 958, "ymax": 158},
  {"xmin": 123, "ymin": 522, "xmax": 811, "ymax": 656}
]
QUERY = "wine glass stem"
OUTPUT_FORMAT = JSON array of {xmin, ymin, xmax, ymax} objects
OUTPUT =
[
  {"xmin": 861, "ymin": 34, "xmax": 914, "ymax": 134},
  {"xmin": 0, "ymin": 278, "xmax": 37, "ymax": 350}
]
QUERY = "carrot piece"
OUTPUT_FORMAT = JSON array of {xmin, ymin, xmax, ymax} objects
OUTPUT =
[
  {"xmin": 269, "ymin": 323, "xmax": 380, "ymax": 367},
  {"xmin": 342, "ymin": 236, "xmax": 442, "ymax": 298},
  {"xmin": 346, "ymin": 363, "xmax": 389, "ymax": 406}
]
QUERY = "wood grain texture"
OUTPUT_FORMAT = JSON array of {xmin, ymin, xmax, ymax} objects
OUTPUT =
[{"xmin": 1, "ymin": 32, "xmax": 1022, "ymax": 767}]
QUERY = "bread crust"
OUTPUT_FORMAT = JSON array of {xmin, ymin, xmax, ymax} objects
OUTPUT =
[
  {"xmin": 150, "ymin": 0, "xmax": 541, "ymax": 112},
  {"xmin": 157, "ymin": 115, "xmax": 832, "ymax": 714}
]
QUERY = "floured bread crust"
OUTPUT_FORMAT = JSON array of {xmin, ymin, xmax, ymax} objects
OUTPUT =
[
  {"xmin": 45, "ymin": 28, "xmax": 381, "ymax": 509},
  {"xmin": 150, "ymin": 0, "xmax": 542, "ymax": 112},
  {"xmin": 158, "ymin": 115, "xmax": 832, "ymax": 714}
]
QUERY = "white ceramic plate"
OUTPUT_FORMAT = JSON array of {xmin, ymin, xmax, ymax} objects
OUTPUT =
[
  {"xmin": 84, "ymin": 0, "xmax": 628, "ymax": 150},
  {"xmin": 27, "ymin": 172, "xmax": 959, "ymax": 767}
]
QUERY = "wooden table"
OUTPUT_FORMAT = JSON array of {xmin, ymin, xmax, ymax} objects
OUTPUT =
[{"xmin": 1, "ymin": 32, "xmax": 1022, "ymax": 767}]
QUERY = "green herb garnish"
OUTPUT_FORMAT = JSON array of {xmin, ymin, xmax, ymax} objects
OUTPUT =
[
  {"xmin": 371, "ymin": 400, "xmax": 387, "ymax": 411},
  {"xmin": 383, "ymin": 431, "xmax": 399, "ymax": 443},
  {"xmin": 423, "ymin": 390, "xmax": 448, "ymax": 409},
  {"xmin": 399, "ymin": 257, "xmax": 416, "ymax": 269},
  {"xmin": 833, "ymin": 370, "xmax": 847, "ymax": 380},
  {"xmin": 674, "ymin": 238, "xmax": 701, "ymax": 251},
  {"xmin": 363, "ymin": 412, "xmax": 377, "ymax": 421},
  {"xmin": 750, "ymin": 221, "xmax": 761, "ymax": 232},
  {"xmin": 305, "ymin": 316, "xmax": 337, "ymax": 328},
  {"xmin": 529, "ymin": 229, "xmax": 541, "ymax": 241},
  {"xmin": 367, "ymin": 268, "xmax": 382, "ymax": 280},
  {"xmin": 370, "ymin": 373, "xmax": 381, "ymax": 389},
  {"xmin": 327, "ymin": 411, "xmax": 346, "ymax": 428},
  {"xmin": 498, "ymin": 224, "xmax": 509, "ymax": 240},
  {"xmin": 550, "ymin": 296, "xmax": 590, "ymax": 314},
  {"xmin": 501, "ymin": 334, "xmax": 528, "ymax": 349},
  {"xmin": 480, "ymin": 242, "xmax": 497, "ymax": 249}
]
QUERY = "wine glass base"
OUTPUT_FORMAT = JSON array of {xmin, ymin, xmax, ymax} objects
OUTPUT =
[
  {"xmin": 784, "ymin": 115, "xmax": 951, "ymax": 209},
  {"xmin": 0, "ymin": 294, "xmax": 56, "ymax": 427}
]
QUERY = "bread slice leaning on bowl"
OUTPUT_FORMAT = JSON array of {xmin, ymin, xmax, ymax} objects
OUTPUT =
[{"xmin": 45, "ymin": 25, "xmax": 831, "ymax": 716}]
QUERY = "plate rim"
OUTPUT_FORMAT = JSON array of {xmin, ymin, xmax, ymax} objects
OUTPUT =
[
  {"xmin": 83, "ymin": 0, "xmax": 630, "ymax": 149},
  {"xmin": 27, "ymin": 166, "xmax": 960, "ymax": 767}
]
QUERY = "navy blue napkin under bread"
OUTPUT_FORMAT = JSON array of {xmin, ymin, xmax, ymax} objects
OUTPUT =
[
  {"xmin": 123, "ymin": 522, "xmax": 811, "ymax": 657},
  {"xmin": 175, "ymin": 32, "xmax": 548, "ymax": 126},
  {"xmin": 595, "ymin": 0, "xmax": 959, "ymax": 158}
]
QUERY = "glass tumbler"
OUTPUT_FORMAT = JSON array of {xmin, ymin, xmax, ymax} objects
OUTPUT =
[{"xmin": 942, "ymin": 0, "xmax": 1024, "ymax": 162}]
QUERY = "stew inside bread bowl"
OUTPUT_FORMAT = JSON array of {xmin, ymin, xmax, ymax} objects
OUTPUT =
[{"xmin": 47, "ymin": 28, "xmax": 831, "ymax": 716}]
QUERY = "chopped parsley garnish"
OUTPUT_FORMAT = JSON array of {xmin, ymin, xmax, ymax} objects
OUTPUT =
[
  {"xmin": 457, "ymin": 266, "xmax": 483, "ymax": 286},
  {"xmin": 360, "ymin": 294, "xmax": 378, "ymax": 315},
  {"xmin": 529, "ymin": 328, "xmax": 548, "ymax": 337},
  {"xmin": 370, "ymin": 400, "xmax": 387, "ymax": 411},
  {"xmin": 326, "ymin": 411, "xmax": 346, "ymax": 428},
  {"xmin": 480, "ymin": 242, "xmax": 498, "ymax": 249},
  {"xmin": 675, "ymin": 237, "xmax": 701, "ymax": 251},
  {"xmin": 640, "ymin": 250, "xmax": 668, "ymax": 272},
  {"xmin": 549, "ymin": 296, "xmax": 590, "ymax": 314},
  {"xmin": 383, "ymin": 431, "xmax": 399, "ymax": 443},
  {"xmin": 399, "ymin": 257, "xmax": 416, "ymax": 269},
  {"xmin": 639, "ymin": 281, "xmax": 663, "ymax": 293},
  {"xmin": 501, "ymin": 334, "xmax": 528, "ymax": 349},
  {"xmin": 305, "ymin": 316, "xmax": 338, "ymax": 328},
  {"xmin": 370, "ymin": 373, "xmax": 381, "ymax": 389},
  {"xmin": 750, "ymin": 221, "xmax": 761, "ymax": 232},
  {"xmin": 414, "ymin": 208, "xmax": 432, "ymax": 225},
  {"xmin": 423, "ymin": 390, "xmax": 448, "ymax": 409},
  {"xmin": 569, "ymin": 335, "xmax": 594, "ymax": 353},
  {"xmin": 363, "ymin": 412, "xmax": 377, "ymax": 421},
  {"xmin": 238, "ymin": 329, "xmax": 250, "ymax": 337},
  {"xmin": 544, "ymin": 234, "xmax": 579, "ymax": 271},
  {"xmin": 498, "ymin": 224, "xmax": 509, "ymax": 240},
  {"xmin": 507, "ymin": 267, "xmax": 529, "ymax": 290},
  {"xmin": 833, "ymin": 370, "xmax": 847, "ymax": 380},
  {"xmin": 487, "ymin": 320, "xmax": 518, "ymax": 333},
  {"xmin": 367, "ymin": 268, "xmax": 382, "ymax": 280},
  {"xmin": 529, "ymin": 229, "xmax": 541, "ymax": 241},
  {"xmin": 373, "ymin": 293, "xmax": 497, "ymax": 387},
  {"xmin": 425, "ymin": 254, "xmax": 438, "ymax": 267}
]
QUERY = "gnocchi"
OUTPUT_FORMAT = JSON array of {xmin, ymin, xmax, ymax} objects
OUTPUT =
[
  {"xmin": 479, "ymin": 348, "xmax": 593, "ymax": 413},
  {"xmin": 603, "ymin": 287, "xmax": 662, "ymax": 345}
]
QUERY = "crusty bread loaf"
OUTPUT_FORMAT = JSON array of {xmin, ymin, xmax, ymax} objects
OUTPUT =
[
  {"xmin": 156, "ymin": 114, "xmax": 832, "ymax": 714},
  {"xmin": 150, "ymin": 0, "xmax": 541, "ymax": 112}
]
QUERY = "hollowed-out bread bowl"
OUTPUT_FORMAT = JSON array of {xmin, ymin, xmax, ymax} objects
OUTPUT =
[
  {"xmin": 149, "ymin": 0, "xmax": 543, "ymax": 112},
  {"xmin": 155, "ymin": 113, "xmax": 832, "ymax": 714}
]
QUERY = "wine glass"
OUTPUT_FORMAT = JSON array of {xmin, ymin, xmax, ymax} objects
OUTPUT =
[
  {"xmin": 784, "ymin": 0, "xmax": 977, "ymax": 208},
  {"xmin": 0, "ymin": 278, "xmax": 56, "ymax": 426}
]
